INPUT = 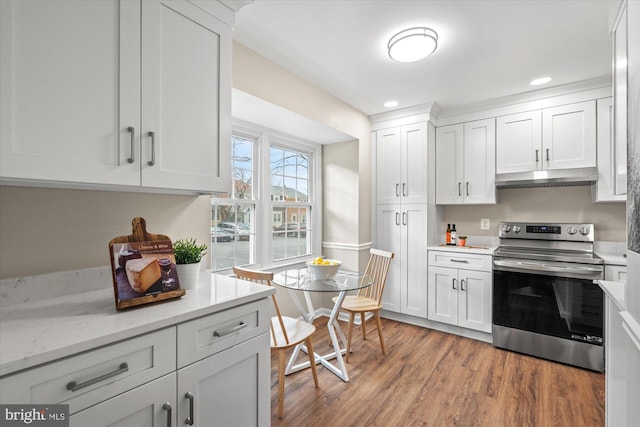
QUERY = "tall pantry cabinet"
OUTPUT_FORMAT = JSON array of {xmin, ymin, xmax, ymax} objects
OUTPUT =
[
  {"xmin": 0, "ymin": 0, "xmax": 231, "ymax": 194},
  {"xmin": 372, "ymin": 108, "xmax": 439, "ymax": 319}
]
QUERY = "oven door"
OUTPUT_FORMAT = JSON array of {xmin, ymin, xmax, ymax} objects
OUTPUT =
[{"xmin": 493, "ymin": 259, "xmax": 604, "ymax": 345}]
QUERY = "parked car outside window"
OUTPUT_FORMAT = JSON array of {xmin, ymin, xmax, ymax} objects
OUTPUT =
[
  {"xmin": 211, "ymin": 226, "xmax": 235, "ymax": 242},
  {"xmin": 274, "ymin": 222, "xmax": 307, "ymax": 237},
  {"xmin": 219, "ymin": 222, "xmax": 250, "ymax": 241}
]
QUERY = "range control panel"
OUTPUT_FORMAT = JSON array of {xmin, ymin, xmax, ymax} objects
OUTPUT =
[{"xmin": 498, "ymin": 222, "xmax": 595, "ymax": 242}]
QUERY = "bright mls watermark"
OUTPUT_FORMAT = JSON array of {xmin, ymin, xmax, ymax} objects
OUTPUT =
[{"xmin": 1, "ymin": 405, "xmax": 68, "ymax": 426}]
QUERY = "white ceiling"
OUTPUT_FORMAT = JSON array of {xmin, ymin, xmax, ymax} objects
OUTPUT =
[{"xmin": 232, "ymin": 0, "xmax": 614, "ymax": 114}]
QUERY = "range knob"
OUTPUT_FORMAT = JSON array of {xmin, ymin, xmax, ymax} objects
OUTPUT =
[
  {"xmin": 579, "ymin": 225, "xmax": 591, "ymax": 236},
  {"xmin": 500, "ymin": 224, "xmax": 512, "ymax": 233},
  {"xmin": 513, "ymin": 225, "xmax": 521, "ymax": 233},
  {"xmin": 567, "ymin": 226, "xmax": 578, "ymax": 235}
]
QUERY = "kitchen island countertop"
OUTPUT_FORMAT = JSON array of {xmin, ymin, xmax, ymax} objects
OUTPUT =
[{"xmin": 0, "ymin": 272, "xmax": 274, "ymax": 377}]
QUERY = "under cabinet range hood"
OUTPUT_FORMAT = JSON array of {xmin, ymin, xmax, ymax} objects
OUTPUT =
[{"xmin": 495, "ymin": 167, "xmax": 598, "ymax": 188}]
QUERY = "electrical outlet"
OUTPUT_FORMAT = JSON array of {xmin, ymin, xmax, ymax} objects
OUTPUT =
[{"xmin": 480, "ymin": 218, "xmax": 490, "ymax": 230}]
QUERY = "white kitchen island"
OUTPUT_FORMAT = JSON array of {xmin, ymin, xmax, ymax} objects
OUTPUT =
[{"xmin": 0, "ymin": 270, "xmax": 274, "ymax": 426}]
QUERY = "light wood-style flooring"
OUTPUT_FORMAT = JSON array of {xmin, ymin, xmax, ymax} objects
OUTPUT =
[{"xmin": 270, "ymin": 317, "xmax": 605, "ymax": 426}]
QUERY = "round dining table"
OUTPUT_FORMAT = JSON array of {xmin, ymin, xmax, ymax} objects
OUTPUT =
[{"xmin": 272, "ymin": 268, "xmax": 373, "ymax": 382}]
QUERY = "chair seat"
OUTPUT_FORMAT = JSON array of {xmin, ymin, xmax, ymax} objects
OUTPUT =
[
  {"xmin": 270, "ymin": 316, "xmax": 316, "ymax": 349},
  {"xmin": 333, "ymin": 295, "xmax": 382, "ymax": 313}
]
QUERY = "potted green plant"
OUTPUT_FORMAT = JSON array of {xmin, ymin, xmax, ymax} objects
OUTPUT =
[
  {"xmin": 173, "ymin": 238, "xmax": 207, "ymax": 290},
  {"xmin": 458, "ymin": 235, "xmax": 468, "ymax": 247}
]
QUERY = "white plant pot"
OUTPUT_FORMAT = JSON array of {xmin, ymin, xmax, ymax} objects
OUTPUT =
[{"xmin": 175, "ymin": 262, "xmax": 201, "ymax": 290}]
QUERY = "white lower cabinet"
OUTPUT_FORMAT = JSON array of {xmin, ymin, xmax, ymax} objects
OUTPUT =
[
  {"xmin": 177, "ymin": 333, "xmax": 270, "ymax": 427},
  {"xmin": 70, "ymin": 374, "xmax": 177, "ymax": 427},
  {"xmin": 605, "ymin": 264, "xmax": 627, "ymax": 282},
  {"xmin": 0, "ymin": 298, "xmax": 272, "ymax": 426},
  {"xmin": 427, "ymin": 251, "xmax": 492, "ymax": 333}
]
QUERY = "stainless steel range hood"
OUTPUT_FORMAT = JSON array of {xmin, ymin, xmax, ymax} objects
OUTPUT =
[{"xmin": 495, "ymin": 167, "xmax": 598, "ymax": 188}]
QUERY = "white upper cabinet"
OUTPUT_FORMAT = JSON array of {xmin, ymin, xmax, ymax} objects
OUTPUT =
[
  {"xmin": 0, "ymin": 0, "xmax": 231, "ymax": 193},
  {"xmin": 435, "ymin": 118, "xmax": 495, "ymax": 204},
  {"xmin": 375, "ymin": 122, "xmax": 428, "ymax": 205},
  {"xmin": 496, "ymin": 101, "xmax": 596, "ymax": 174}
]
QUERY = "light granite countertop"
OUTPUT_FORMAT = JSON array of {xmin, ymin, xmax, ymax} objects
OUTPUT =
[{"xmin": 0, "ymin": 272, "xmax": 274, "ymax": 377}]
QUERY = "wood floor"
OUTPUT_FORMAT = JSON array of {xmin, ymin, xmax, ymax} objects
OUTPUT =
[{"xmin": 270, "ymin": 317, "xmax": 605, "ymax": 426}]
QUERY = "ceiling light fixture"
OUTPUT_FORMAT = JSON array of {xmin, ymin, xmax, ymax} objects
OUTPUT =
[
  {"xmin": 384, "ymin": 100, "xmax": 399, "ymax": 108},
  {"xmin": 388, "ymin": 27, "xmax": 438, "ymax": 63},
  {"xmin": 530, "ymin": 76, "xmax": 552, "ymax": 86}
]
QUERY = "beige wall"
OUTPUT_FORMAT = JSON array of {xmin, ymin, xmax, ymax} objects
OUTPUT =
[
  {"xmin": 0, "ymin": 186, "xmax": 210, "ymax": 279},
  {"xmin": 441, "ymin": 186, "xmax": 626, "ymax": 242},
  {"xmin": 233, "ymin": 42, "xmax": 373, "ymax": 268}
]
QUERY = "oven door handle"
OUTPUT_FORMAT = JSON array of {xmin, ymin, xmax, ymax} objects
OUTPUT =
[{"xmin": 493, "ymin": 260, "xmax": 603, "ymax": 275}]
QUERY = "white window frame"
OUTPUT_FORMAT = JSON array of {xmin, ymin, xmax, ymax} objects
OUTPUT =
[{"xmin": 211, "ymin": 120, "xmax": 322, "ymax": 273}]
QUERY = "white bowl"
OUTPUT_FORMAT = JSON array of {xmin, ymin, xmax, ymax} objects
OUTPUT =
[{"xmin": 306, "ymin": 259, "xmax": 342, "ymax": 280}]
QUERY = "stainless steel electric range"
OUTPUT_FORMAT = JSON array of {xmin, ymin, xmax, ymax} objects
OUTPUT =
[{"xmin": 492, "ymin": 222, "xmax": 605, "ymax": 371}]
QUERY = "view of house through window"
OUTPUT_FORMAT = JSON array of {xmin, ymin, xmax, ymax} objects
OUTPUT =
[{"xmin": 211, "ymin": 130, "xmax": 316, "ymax": 271}]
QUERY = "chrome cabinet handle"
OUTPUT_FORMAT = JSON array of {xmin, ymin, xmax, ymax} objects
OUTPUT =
[
  {"xmin": 451, "ymin": 259, "xmax": 469, "ymax": 263},
  {"xmin": 185, "ymin": 392, "xmax": 194, "ymax": 425},
  {"xmin": 402, "ymin": 212, "xmax": 407, "ymax": 225},
  {"xmin": 452, "ymin": 278, "xmax": 457, "ymax": 290},
  {"xmin": 402, "ymin": 182, "xmax": 407, "ymax": 196},
  {"xmin": 66, "ymin": 362, "xmax": 128, "ymax": 392},
  {"xmin": 395, "ymin": 183, "xmax": 400, "ymax": 197},
  {"xmin": 535, "ymin": 149, "xmax": 539, "ymax": 162},
  {"xmin": 395, "ymin": 212, "xmax": 400, "ymax": 226},
  {"xmin": 546, "ymin": 148, "xmax": 550, "ymax": 161},
  {"xmin": 458, "ymin": 182, "xmax": 462, "ymax": 196},
  {"xmin": 461, "ymin": 279, "xmax": 466, "ymax": 291},
  {"xmin": 147, "ymin": 131, "xmax": 156, "ymax": 166},
  {"xmin": 162, "ymin": 403, "xmax": 172, "ymax": 427},
  {"xmin": 127, "ymin": 127, "xmax": 135, "ymax": 164},
  {"xmin": 466, "ymin": 182, "xmax": 469, "ymax": 196},
  {"xmin": 213, "ymin": 321, "xmax": 247, "ymax": 337}
]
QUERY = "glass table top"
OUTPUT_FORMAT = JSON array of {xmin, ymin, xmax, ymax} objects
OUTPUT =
[{"xmin": 272, "ymin": 268, "xmax": 372, "ymax": 293}]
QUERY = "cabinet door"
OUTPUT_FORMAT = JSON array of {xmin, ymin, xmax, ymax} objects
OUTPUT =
[
  {"xmin": 400, "ymin": 205, "xmax": 428, "ymax": 318},
  {"xmin": 435, "ymin": 124, "xmax": 464, "ymax": 204},
  {"xmin": 542, "ymin": 101, "xmax": 596, "ymax": 170},
  {"xmin": 141, "ymin": 0, "xmax": 231, "ymax": 192},
  {"xmin": 463, "ymin": 118, "xmax": 496, "ymax": 204},
  {"xmin": 70, "ymin": 374, "xmax": 176, "ymax": 427},
  {"xmin": 376, "ymin": 128, "xmax": 402, "ymax": 204},
  {"xmin": 177, "ymin": 333, "xmax": 270, "ymax": 427},
  {"xmin": 594, "ymin": 98, "xmax": 626, "ymax": 202},
  {"xmin": 427, "ymin": 266, "xmax": 458, "ymax": 326},
  {"xmin": 613, "ymin": 1, "xmax": 628, "ymax": 196},
  {"xmin": 378, "ymin": 204, "xmax": 402, "ymax": 312},
  {"xmin": 457, "ymin": 270, "xmax": 492, "ymax": 333},
  {"xmin": 402, "ymin": 122, "xmax": 429, "ymax": 204},
  {"xmin": 496, "ymin": 111, "xmax": 542, "ymax": 174},
  {"xmin": 0, "ymin": 0, "xmax": 140, "ymax": 186}
]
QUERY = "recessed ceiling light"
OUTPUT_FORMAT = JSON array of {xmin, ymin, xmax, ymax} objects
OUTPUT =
[
  {"xmin": 388, "ymin": 27, "xmax": 438, "ymax": 63},
  {"xmin": 384, "ymin": 100, "xmax": 399, "ymax": 108},
  {"xmin": 530, "ymin": 76, "xmax": 552, "ymax": 86}
]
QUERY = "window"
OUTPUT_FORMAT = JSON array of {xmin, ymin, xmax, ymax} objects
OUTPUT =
[
  {"xmin": 211, "ymin": 124, "xmax": 321, "ymax": 272},
  {"xmin": 270, "ymin": 145, "xmax": 312, "ymax": 261}
]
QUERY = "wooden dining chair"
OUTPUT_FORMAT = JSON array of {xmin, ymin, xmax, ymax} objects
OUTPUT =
[
  {"xmin": 233, "ymin": 266, "xmax": 319, "ymax": 418},
  {"xmin": 333, "ymin": 249, "xmax": 394, "ymax": 362}
]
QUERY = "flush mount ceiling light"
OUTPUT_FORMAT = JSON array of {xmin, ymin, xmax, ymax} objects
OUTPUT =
[
  {"xmin": 388, "ymin": 27, "xmax": 438, "ymax": 63},
  {"xmin": 530, "ymin": 76, "xmax": 552, "ymax": 86},
  {"xmin": 384, "ymin": 100, "xmax": 399, "ymax": 108}
]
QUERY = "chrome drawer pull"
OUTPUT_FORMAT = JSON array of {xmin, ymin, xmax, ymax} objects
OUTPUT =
[
  {"xmin": 185, "ymin": 392, "xmax": 194, "ymax": 425},
  {"xmin": 66, "ymin": 362, "xmax": 128, "ymax": 392},
  {"xmin": 450, "ymin": 259, "xmax": 469, "ymax": 263},
  {"xmin": 127, "ymin": 127, "xmax": 135, "ymax": 164},
  {"xmin": 213, "ymin": 321, "xmax": 247, "ymax": 337},
  {"xmin": 162, "ymin": 402, "xmax": 172, "ymax": 427},
  {"xmin": 148, "ymin": 131, "xmax": 156, "ymax": 166}
]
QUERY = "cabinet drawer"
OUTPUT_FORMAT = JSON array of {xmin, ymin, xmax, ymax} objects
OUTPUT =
[
  {"xmin": 428, "ymin": 251, "xmax": 492, "ymax": 272},
  {"xmin": 0, "ymin": 327, "xmax": 176, "ymax": 415},
  {"xmin": 177, "ymin": 298, "xmax": 270, "ymax": 368}
]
